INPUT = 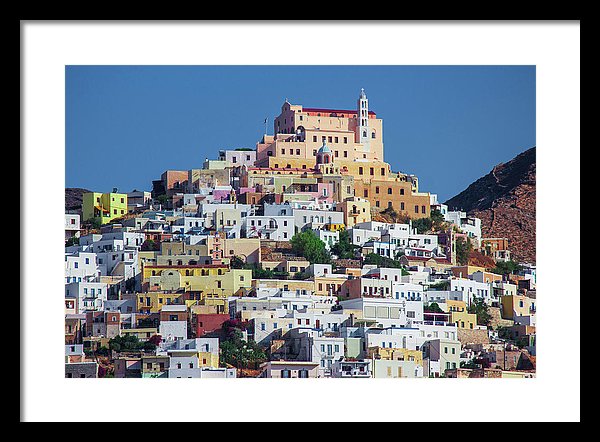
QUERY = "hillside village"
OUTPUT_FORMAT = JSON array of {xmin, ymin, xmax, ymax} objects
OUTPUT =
[{"xmin": 65, "ymin": 90, "xmax": 536, "ymax": 379}]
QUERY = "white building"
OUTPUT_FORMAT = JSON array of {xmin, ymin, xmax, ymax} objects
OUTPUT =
[
  {"xmin": 65, "ymin": 252, "xmax": 100, "ymax": 283},
  {"xmin": 391, "ymin": 282, "xmax": 425, "ymax": 301},
  {"xmin": 65, "ymin": 214, "xmax": 81, "ymax": 240},
  {"xmin": 265, "ymin": 203, "xmax": 344, "ymax": 232},
  {"xmin": 365, "ymin": 326, "xmax": 421, "ymax": 351},
  {"xmin": 65, "ymin": 281, "xmax": 108, "ymax": 313},
  {"xmin": 450, "ymin": 278, "xmax": 493, "ymax": 305},
  {"xmin": 313, "ymin": 228, "xmax": 339, "ymax": 250},
  {"xmin": 340, "ymin": 297, "xmax": 424, "ymax": 329},
  {"xmin": 159, "ymin": 305, "xmax": 188, "ymax": 341},
  {"xmin": 331, "ymin": 359, "xmax": 371, "ymax": 378},
  {"xmin": 444, "ymin": 211, "xmax": 482, "ymax": 242},
  {"xmin": 244, "ymin": 215, "xmax": 294, "ymax": 241},
  {"xmin": 219, "ymin": 149, "xmax": 256, "ymax": 168},
  {"xmin": 127, "ymin": 189, "xmax": 152, "ymax": 212}
]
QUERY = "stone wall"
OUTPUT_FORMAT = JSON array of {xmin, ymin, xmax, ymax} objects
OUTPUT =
[
  {"xmin": 488, "ymin": 306, "xmax": 514, "ymax": 329},
  {"xmin": 457, "ymin": 328, "xmax": 490, "ymax": 346}
]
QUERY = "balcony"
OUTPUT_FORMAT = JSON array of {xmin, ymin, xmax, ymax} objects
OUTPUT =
[
  {"xmin": 340, "ymin": 370, "xmax": 370, "ymax": 377},
  {"xmin": 423, "ymin": 320, "xmax": 455, "ymax": 327}
]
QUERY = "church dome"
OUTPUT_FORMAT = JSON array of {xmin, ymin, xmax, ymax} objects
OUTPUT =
[{"xmin": 317, "ymin": 141, "xmax": 331, "ymax": 154}]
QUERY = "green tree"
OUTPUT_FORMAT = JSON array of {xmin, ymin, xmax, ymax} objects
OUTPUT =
[
  {"xmin": 141, "ymin": 239, "xmax": 158, "ymax": 251},
  {"xmin": 108, "ymin": 334, "xmax": 146, "ymax": 352},
  {"xmin": 330, "ymin": 229, "xmax": 359, "ymax": 259},
  {"xmin": 412, "ymin": 217, "xmax": 433, "ymax": 234},
  {"xmin": 230, "ymin": 255, "xmax": 245, "ymax": 269},
  {"xmin": 429, "ymin": 280, "xmax": 450, "ymax": 291},
  {"xmin": 430, "ymin": 208, "xmax": 445, "ymax": 225},
  {"xmin": 293, "ymin": 271, "xmax": 310, "ymax": 280},
  {"xmin": 455, "ymin": 237, "xmax": 473, "ymax": 266},
  {"xmin": 363, "ymin": 252, "xmax": 403, "ymax": 269},
  {"xmin": 492, "ymin": 260, "xmax": 522, "ymax": 276},
  {"xmin": 425, "ymin": 302, "xmax": 444, "ymax": 313},
  {"xmin": 65, "ymin": 236, "xmax": 80, "ymax": 247},
  {"xmin": 290, "ymin": 230, "xmax": 331, "ymax": 264},
  {"xmin": 85, "ymin": 217, "xmax": 102, "ymax": 230},
  {"xmin": 467, "ymin": 297, "xmax": 492, "ymax": 326},
  {"xmin": 246, "ymin": 263, "xmax": 274, "ymax": 279},
  {"xmin": 155, "ymin": 194, "xmax": 169, "ymax": 208},
  {"xmin": 219, "ymin": 321, "xmax": 267, "ymax": 369}
]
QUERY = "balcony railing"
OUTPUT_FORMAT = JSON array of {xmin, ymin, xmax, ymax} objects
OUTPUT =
[
  {"xmin": 423, "ymin": 320, "xmax": 455, "ymax": 327},
  {"xmin": 340, "ymin": 370, "xmax": 370, "ymax": 377}
]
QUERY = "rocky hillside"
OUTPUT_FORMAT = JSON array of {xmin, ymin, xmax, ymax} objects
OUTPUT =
[
  {"xmin": 65, "ymin": 187, "xmax": 91, "ymax": 214},
  {"xmin": 445, "ymin": 147, "xmax": 536, "ymax": 264}
]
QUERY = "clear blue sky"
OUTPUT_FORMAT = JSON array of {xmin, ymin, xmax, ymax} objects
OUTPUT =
[{"xmin": 66, "ymin": 65, "xmax": 535, "ymax": 202}]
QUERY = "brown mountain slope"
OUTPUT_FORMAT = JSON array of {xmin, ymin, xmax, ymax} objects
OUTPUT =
[
  {"xmin": 444, "ymin": 147, "xmax": 536, "ymax": 264},
  {"xmin": 65, "ymin": 187, "xmax": 91, "ymax": 214}
]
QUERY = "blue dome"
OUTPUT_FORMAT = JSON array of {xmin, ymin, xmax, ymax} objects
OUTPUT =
[{"xmin": 317, "ymin": 142, "xmax": 331, "ymax": 154}]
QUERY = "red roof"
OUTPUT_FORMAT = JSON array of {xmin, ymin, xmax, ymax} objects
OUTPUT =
[{"xmin": 302, "ymin": 107, "xmax": 376, "ymax": 116}]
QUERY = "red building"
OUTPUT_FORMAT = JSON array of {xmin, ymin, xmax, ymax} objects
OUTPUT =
[{"xmin": 193, "ymin": 313, "xmax": 230, "ymax": 337}]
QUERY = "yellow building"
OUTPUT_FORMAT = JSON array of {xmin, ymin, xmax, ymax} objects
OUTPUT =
[
  {"xmin": 446, "ymin": 300, "xmax": 478, "ymax": 330},
  {"xmin": 451, "ymin": 265, "xmax": 486, "ymax": 278},
  {"xmin": 336, "ymin": 197, "xmax": 371, "ymax": 228},
  {"xmin": 143, "ymin": 264, "xmax": 252, "ymax": 314},
  {"xmin": 82, "ymin": 191, "xmax": 128, "ymax": 224},
  {"xmin": 120, "ymin": 328, "xmax": 158, "ymax": 341},
  {"xmin": 136, "ymin": 292, "xmax": 186, "ymax": 314},
  {"xmin": 368, "ymin": 347, "xmax": 423, "ymax": 366},
  {"xmin": 501, "ymin": 294, "xmax": 535, "ymax": 320}
]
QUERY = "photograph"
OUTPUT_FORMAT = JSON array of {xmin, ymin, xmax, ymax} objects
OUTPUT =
[{"xmin": 64, "ymin": 65, "xmax": 537, "ymax": 380}]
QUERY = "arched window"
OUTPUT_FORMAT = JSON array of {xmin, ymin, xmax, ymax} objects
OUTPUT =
[
  {"xmin": 372, "ymin": 131, "xmax": 376, "ymax": 139},
  {"xmin": 363, "ymin": 131, "xmax": 367, "ymax": 137}
]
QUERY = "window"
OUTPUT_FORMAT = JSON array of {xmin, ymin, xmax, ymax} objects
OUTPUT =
[
  {"xmin": 400, "ymin": 202, "xmax": 405, "ymax": 210},
  {"xmin": 375, "ymin": 186, "xmax": 379, "ymax": 194},
  {"xmin": 343, "ymin": 137, "xmax": 348, "ymax": 144},
  {"xmin": 313, "ymin": 136, "xmax": 317, "ymax": 142},
  {"xmin": 415, "ymin": 205, "xmax": 419, "ymax": 214},
  {"xmin": 358, "ymin": 167, "xmax": 363, "ymax": 175},
  {"xmin": 370, "ymin": 167, "xmax": 374, "ymax": 176},
  {"xmin": 400, "ymin": 188, "xmax": 405, "ymax": 195},
  {"xmin": 281, "ymin": 369, "xmax": 291, "ymax": 378},
  {"xmin": 364, "ymin": 190, "xmax": 368, "ymax": 197}
]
